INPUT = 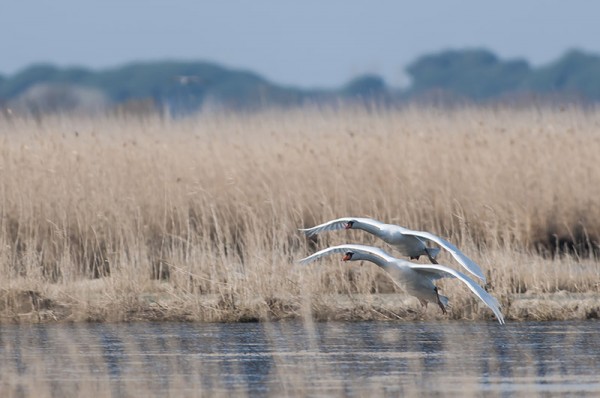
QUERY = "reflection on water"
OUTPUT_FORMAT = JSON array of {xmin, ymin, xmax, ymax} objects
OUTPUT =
[{"xmin": 0, "ymin": 320, "xmax": 599, "ymax": 397}]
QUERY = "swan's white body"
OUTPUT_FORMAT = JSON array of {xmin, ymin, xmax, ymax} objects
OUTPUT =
[
  {"xmin": 300, "ymin": 217, "xmax": 486, "ymax": 283},
  {"xmin": 298, "ymin": 244, "xmax": 504, "ymax": 324}
]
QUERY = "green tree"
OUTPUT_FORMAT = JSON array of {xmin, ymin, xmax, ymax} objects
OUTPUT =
[
  {"xmin": 342, "ymin": 74, "xmax": 387, "ymax": 99},
  {"xmin": 406, "ymin": 49, "xmax": 530, "ymax": 99},
  {"xmin": 526, "ymin": 49, "xmax": 600, "ymax": 100}
]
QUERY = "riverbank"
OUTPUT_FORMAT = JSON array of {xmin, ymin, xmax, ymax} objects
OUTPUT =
[{"xmin": 2, "ymin": 284, "xmax": 598, "ymax": 324}]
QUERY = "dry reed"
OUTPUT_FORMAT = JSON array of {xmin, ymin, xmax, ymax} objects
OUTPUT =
[{"xmin": 0, "ymin": 104, "xmax": 599, "ymax": 323}]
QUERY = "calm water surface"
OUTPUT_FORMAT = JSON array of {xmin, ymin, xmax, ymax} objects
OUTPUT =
[{"xmin": 0, "ymin": 320, "xmax": 598, "ymax": 397}]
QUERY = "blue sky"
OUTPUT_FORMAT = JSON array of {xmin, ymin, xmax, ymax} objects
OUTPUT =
[{"xmin": 2, "ymin": 1, "xmax": 599, "ymax": 88}]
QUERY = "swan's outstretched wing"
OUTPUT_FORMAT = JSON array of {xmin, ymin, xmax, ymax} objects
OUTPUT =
[
  {"xmin": 410, "ymin": 264, "xmax": 505, "ymax": 324},
  {"xmin": 399, "ymin": 227, "xmax": 486, "ymax": 283},
  {"xmin": 299, "ymin": 217, "xmax": 385, "ymax": 237},
  {"xmin": 298, "ymin": 244, "xmax": 396, "ymax": 265}
]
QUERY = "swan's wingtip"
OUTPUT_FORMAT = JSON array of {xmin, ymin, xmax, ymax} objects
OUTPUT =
[{"xmin": 298, "ymin": 228, "xmax": 315, "ymax": 237}]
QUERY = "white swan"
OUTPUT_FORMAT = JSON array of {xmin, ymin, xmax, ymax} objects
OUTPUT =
[
  {"xmin": 298, "ymin": 244, "xmax": 504, "ymax": 324},
  {"xmin": 300, "ymin": 217, "xmax": 486, "ymax": 283}
]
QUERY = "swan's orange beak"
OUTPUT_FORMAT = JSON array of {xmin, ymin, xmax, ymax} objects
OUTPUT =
[
  {"xmin": 342, "ymin": 254, "xmax": 352, "ymax": 261},
  {"xmin": 344, "ymin": 223, "xmax": 352, "ymax": 229}
]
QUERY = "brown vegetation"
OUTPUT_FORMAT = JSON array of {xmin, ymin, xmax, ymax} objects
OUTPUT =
[{"xmin": 0, "ymin": 105, "xmax": 599, "ymax": 323}]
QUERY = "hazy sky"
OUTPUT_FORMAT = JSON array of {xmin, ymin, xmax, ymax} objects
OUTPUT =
[{"xmin": 2, "ymin": 1, "xmax": 599, "ymax": 88}]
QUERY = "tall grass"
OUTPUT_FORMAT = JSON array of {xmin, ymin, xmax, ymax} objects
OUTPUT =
[{"xmin": 0, "ymin": 105, "xmax": 599, "ymax": 322}]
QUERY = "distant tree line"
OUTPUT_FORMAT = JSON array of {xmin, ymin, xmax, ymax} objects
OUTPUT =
[
  {"xmin": 404, "ymin": 48, "xmax": 600, "ymax": 102},
  {"xmin": 1, "ymin": 48, "xmax": 600, "ymax": 115}
]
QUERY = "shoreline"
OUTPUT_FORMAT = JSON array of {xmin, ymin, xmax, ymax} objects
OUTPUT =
[{"xmin": 2, "ymin": 289, "xmax": 598, "ymax": 324}]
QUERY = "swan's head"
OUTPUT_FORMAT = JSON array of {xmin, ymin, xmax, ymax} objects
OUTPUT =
[
  {"xmin": 342, "ymin": 251, "xmax": 355, "ymax": 261},
  {"xmin": 344, "ymin": 220, "xmax": 355, "ymax": 230}
]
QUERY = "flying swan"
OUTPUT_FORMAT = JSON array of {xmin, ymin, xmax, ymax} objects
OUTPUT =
[
  {"xmin": 298, "ymin": 244, "xmax": 504, "ymax": 324},
  {"xmin": 300, "ymin": 217, "xmax": 486, "ymax": 283}
]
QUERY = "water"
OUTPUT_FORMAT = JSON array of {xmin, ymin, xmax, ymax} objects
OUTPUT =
[{"xmin": 0, "ymin": 320, "xmax": 598, "ymax": 397}]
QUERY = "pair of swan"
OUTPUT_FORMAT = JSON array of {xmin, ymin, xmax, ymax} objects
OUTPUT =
[{"xmin": 299, "ymin": 217, "xmax": 505, "ymax": 324}]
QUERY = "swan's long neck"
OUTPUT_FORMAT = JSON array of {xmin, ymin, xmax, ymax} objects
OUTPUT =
[
  {"xmin": 351, "ymin": 252, "xmax": 389, "ymax": 269},
  {"xmin": 352, "ymin": 220, "xmax": 383, "ymax": 238}
]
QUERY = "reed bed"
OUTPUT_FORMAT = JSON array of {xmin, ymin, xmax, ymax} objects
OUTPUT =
[{"xmin": 0, "ymin": 104, "xmax": 599, "ymax": 323}]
